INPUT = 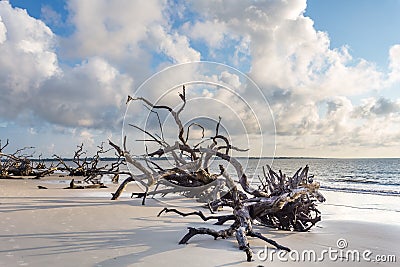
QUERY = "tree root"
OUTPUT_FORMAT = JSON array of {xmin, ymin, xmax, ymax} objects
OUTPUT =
[
  {"xmin": 158, "ymin": 207, "xmax": 235, "ymax": 225},
  {"xmin": 178, "ymin": 225, "xmax": 290, "ymax": 262}
]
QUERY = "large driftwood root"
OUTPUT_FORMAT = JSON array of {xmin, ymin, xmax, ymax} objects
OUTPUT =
[
  {"xmin": 105, "ymin": 88, "xmax": 325, "ymax": 262},
  {"xmin": 157, "ymin": 165, "xmax": 324, "ymax": 261},
  {"xmin": 162, "ymin": 205, "xmax": 291, "ymax": 262}
]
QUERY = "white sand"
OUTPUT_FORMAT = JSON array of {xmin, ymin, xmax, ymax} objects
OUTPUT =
[{"xmin": 0, "ymin": 177, "xmax": 399, "ymax": 266}]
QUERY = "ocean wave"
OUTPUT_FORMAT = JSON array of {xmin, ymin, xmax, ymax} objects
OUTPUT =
[{"xmin": 320, "ymin": 185, "xmax": 400, "ymax": 196}]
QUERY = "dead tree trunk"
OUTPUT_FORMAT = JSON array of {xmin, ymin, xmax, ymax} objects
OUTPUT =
[
  {"xmin": 0, "ymin": 139, "xmax": 55, "ymax": 179},
  {"xmin": 108, "ymin": 87, "xmax": 325, "ymax": 262},
  {"xmin": 111, "ymin": 175, "xmax": 135, "ymax": 200},
  {"xmin": 158, "ymin": 164, "xmax": 325, "ymax": 261}
]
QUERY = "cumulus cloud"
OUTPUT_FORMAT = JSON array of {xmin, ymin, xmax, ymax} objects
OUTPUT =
[
  {"xmin": 1, "ymin": 0, "xmax": 400, "ymax": 157},
  {"xmin": 0, "ymin": 1, "xmax": 59, "ymax": 118},
  {"xmin": 79, "ymin": 130, "xmax": 95, "ymax": 146},
  {"xmin": 62, "ymin": 0, "xmax": 200, "ymax": 65},
  {"xmin": 388, "ymin": 44, "xmax": 400, "ymax": 83},
  {"xmin": 34, "ymin": 57, "xmax": 132, "ymax": 129},
  {"xmin": 62, "ymin": 0, "xmax": 164, "ymax": 59},
  {"xmin": 0, "ymin": 16, "xmax": 6, "ymax": 43},
  {"xmin": 40, "ymin": 5, "xmax": 62, "ymax": 27},
  {"xmin": 354, "ymin": 97, "xmax": 400, "ymax": 118},
  {"xmin": 370, "ymin": 98, "xmax": 400, "ymax": 115},
  {"xmin": 0, "ymin": 2, "xmax": 132, "ymax": 132},
  {"xmin": 182, "ymin": 0, "xmax": 400, "ymax": 156},
  {"xmin": 148, "ymin": 25, "xmax": 201, "ymax": 63},
  {"xmin": 182, "ymin": 19, "xmax": 228, "ymax": 49}
]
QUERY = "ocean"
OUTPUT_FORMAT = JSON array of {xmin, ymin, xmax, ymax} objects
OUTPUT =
[
  {"xmin": 47, "ymin": 157, "xmax": 400, "ymax": 196},
  {"xmin": 241, "ymin": 158, "xmax": 400, "ymax": 196}
]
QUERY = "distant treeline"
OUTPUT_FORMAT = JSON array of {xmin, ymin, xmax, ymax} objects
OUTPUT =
[
  {"xmin": 2, "ymin": 156, "xmax": 326, "ymax": 162},
  {"xmin": 27, "ymin": 157, "xmax": 170, "ymax": 162}
]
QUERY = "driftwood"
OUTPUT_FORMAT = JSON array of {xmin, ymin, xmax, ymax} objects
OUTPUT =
[
  {"xmin": 109, "ymin": 86, "xmax": 250, "ymax": 203},
  {"xmin": 53, "ymin": 142, "xmax": 126, "ymax": 182},
  {"xmin": 158, "ymin": 165, "xmax": 324, "ymax": 261},
  {"xmin": 106, "ymin": 86, "xmax": 326, "ymax": 261},
  {"xmin": 64, "ymin": 179, "xmax": 108, "ymax": 189},
  {"xmin": 111, "ymin": 175, "xmax": 135, "ymax": 200},
  {"xmin": 0, "ymin": 139, "xmax": 55, "ymax": 179}
]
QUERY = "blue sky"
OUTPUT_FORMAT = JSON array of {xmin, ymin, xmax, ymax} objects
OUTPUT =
[
  {"xmin": 1, "ymin": 0, "xmax": 400, "ymax": 158},
  {"xmin": 306, "ymin": 0, "xmax": 400, "ymax": 71}
]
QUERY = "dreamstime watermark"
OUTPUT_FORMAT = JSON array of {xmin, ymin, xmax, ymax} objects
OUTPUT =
[{"xmin": 257, "ymin": 238, "xmax": 397, "ymax": 263}]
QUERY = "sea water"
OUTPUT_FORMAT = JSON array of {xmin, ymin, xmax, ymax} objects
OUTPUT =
[
  {"xmin": 263, "ymin": 158, "xmax": 400, "ymax": 196},
  {"xmin": 227, "ymin": 157, "xmax": 400, "ymax": 196},
  {"xmin": 46, "ymin": 157, "xmax": 400, "ymax": 196},
  {"xmin": 148, "ymin": 157, "xmax": 400, "ymax": 196}
]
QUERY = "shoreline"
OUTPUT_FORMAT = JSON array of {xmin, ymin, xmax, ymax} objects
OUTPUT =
[{"xmin": 0, "ymin": 178, "xmax": 399, "ymax": 266}]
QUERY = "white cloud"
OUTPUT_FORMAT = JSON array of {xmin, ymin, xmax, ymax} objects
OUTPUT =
[
  {"xmin": 181, "ymin": 0, "xmax": 400, "ymax": 156},
  {"xmin": 63, "ymin": 0, "xmax": 201, "ymax": 65},
  {"xmin": 388, "ymin": 44, "xmax": 400, "ymax": 83},
  {"xmin": 0, "ymin": 1, "xmax": 59, "ymax": 118},
  {"xmin": 0, "ymin": 16, "xmax": 6, "ymax": 43},
  {"xmin": 58, "ymin": 0, "xmax": 202, "ymax": 82},
  {"xmin": 35, "ymin": 57, "xmax": 133, "ymax": 129},
  {"xmin": 219, "ymin": 71, "xmax": 241, "ymax": 90},
  {"xmin": 148, "ymin": 25, "xmax": 201, "ymax": 63},
  {"xmin": 354, "ymin": 97, "xmax": 400, "ymax": 118},
  {"xmin": 1, "ymin": 0, "xmax": 400, "ymax": 157},
  {"xmin": 183, "ymin": 19, "xmax": 228, "ymax": 48},
  {"xmin": 0, "ymin": 2, "xmax": 132, "ymax": 132},
  {"xmin": 63, "ymin": 0, "xmax": 164, "ymax": 59},
  {"xmin": 40, "ymin": 5, "xmax": 62, "ymax": 27},
  {"xmin": 79, "ymin": 130, "xmax": 95, "ymax": 147}
]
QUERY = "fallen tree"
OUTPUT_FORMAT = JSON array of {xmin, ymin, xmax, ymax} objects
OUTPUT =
[
  {"xmin": 108, "ymin": 86, "xmax": 326, "ymax": 261},
  {"xmin": 54, "ymin": 142, "xmax": 126, "ymax": 187},
  {"xmin": 158, "ymin": 165, "xmax": 324, "ymax": 261},
  {"xmin": 109, "ymin": 85, "xmax": 242, "ymax": 203},
  {"xmin": 64, "ymin": 178, "xmax": 108, "ymax": 189},
  {"xmin": 0, "ymin": 139, "xmax": 56, "ymax": 179}
]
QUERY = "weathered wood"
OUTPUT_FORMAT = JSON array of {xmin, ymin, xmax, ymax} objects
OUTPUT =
[
  {"xmin": 157, "ymin": 207, "xmax": 235, "ymax": 224},
  {"xmin": 179, "ymin": 226, "xmax": 236, "ymax": 244},
  {"xmin": 173, "ymin": 200, "xmax": 291, "ymax": 262},
  {"xmin": 0, "ymin": 140, "xmax": 56, "ymax": 179},
  {"xmin": 64, "ymin": 179, "xmax": 108, "ymax": 189},
  {"xmin": 110, "ymin": 88, "xmax": 325, "ymax": 262},
  {"xmin": 111, "ymin": 175, "xmax": 135, "ymax": 200},
  {"xmin": 158, "ymin": 164, "xmax": 325, "ymax": 261},
  {"xmin": 52, "ymin": 142, "xmax": 126, "ymax": 184}
]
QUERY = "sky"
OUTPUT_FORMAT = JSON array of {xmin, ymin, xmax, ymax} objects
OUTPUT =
[{"xmin": 0, "ymin": 0, "xmax": 400, "ymax": 158}]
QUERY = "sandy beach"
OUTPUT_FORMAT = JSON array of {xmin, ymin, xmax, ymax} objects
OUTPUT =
[
  {"xmin": 1, "ymin": 177, "xmax": 399, "ymax": 267},
  {"xmin": 2, "ymin": 1, "xmax": 400, "ymax": 266}
]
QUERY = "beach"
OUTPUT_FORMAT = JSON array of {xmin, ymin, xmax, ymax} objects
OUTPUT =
[
  {"xmin": 0, "ymin": 177, "xmax": 399, "ymax": 267},
  {"xmin": 2, "ymin": 1, "xmax": 400, "ymax": 266}
]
